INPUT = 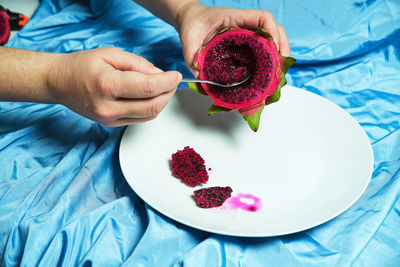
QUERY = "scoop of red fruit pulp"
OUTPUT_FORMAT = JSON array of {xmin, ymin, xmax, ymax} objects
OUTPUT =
[
  {"xmin": 171, "ymin": 146, "xmax": 209, "ymax": 187},
  {"xmin": 193, "ymin": 186, "xmax": 233, "ymax": 208}
]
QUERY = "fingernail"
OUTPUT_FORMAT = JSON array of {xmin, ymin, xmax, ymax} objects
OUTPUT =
[
  {"xmin": 177, "ymin": 72, "xmax": 183, "ymax": 82},
  {"xmin": 152, "ymin": 66, "xmax": 163, "ymax": 73}
]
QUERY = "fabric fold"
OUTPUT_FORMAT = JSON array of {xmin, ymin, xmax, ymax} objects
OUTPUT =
[{"xmin": 1, "ymin": 0, "xmax": 399, "ymax": 266}]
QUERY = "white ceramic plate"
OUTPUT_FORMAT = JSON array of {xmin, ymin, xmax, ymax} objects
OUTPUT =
[{"xmin": 119, "ymin": 85, "xmax": 374, "ymax": 237}]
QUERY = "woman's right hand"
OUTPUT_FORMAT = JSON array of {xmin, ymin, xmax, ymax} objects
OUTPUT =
[{"xmin": 48, "ymin": 47, "xmax": 182, "ymax": 127}]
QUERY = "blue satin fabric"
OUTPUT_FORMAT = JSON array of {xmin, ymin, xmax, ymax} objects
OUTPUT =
[{"xmin": 1, "ymin": 0, "xmax": 400, "ymax": 265}]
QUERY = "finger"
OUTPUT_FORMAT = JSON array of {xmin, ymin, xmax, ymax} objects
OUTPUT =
[
  {"xmin": 215, "ymin": 9, "xmax": 282, "ymax": 50},
  {"xmin": 113, "ymin": 88, "xmax": 176, "ymax": 119},
  {"xmin": 100, "ymin": 47, "xmax": 163, "ymax": 74},
  {"xmin": 254, "ymin": 11, "xmax": 281, "ymax": 51},
  {"xmin": 277, "ymin": 24, "xmax": 291, "ymax": 57},
  {"xmin": 110, "ymin": 70, "xmax": 182, "ymax": 99},
  {"xmin": 102, "ymin": 117, "xmax": 158, "ymax": 127},
  {"xmin": 181, "ymin": 28, "xmax": 208, "ymax": 73}
]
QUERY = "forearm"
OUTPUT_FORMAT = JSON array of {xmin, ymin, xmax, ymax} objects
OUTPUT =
[
  {"xmin": 0, "ymin": 47, "xmax": 59, "ymax": 103},
  {"xmin": 132, "ymin": 0, "xmax": 200, "ymax": 31}
]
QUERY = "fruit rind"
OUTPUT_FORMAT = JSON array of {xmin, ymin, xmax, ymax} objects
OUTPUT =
[
  {"xmin": 207, "ymin": 104, "xmax": 231, "ymax": 115},
  {"xmin": 188, "ymin": 82, "xmax": 207, "ymax": 95}
]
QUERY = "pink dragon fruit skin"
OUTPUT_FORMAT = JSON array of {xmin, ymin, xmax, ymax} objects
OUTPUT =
[{"xmin": 190, "ymin": 28, "xmax": 296, "ymax": 132}]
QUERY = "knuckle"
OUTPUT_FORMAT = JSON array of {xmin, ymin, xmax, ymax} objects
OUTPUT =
[
  {"xmin": 260, "ymin": 11, "xmax": 276, "ymax": 26},
  {"xmin": 146, "ymin": 99, "xmax": 163, "ymax": 117},
  {"xmin": 142, "ymin": 79, "xmax": 156, "ymax": 96},
  {"xmin": 267, "ymin": 11, "xmax": 275, "ymax": 21},
  {"xmin": 101, "ymin": 46, "xmax": 120, "ymax": 55},
  {"xmin": 137, "ymin": 56, "xmax": 150, "ymax": 66},
  {"xmin": 93, "ymin": 106, "xmax": 116, "ymax": 121},
  {"xmin": 96, "ymin": 74, "xmax": 116, "ymax": 98},
  {"xmin": 92, "ymin": 107, "xmax": 108, "ymax": 121}
]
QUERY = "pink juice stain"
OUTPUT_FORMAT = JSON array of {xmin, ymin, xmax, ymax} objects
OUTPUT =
[{"xmin": 227, "ymin": 193, "xmax": 262, "ymax": 212}]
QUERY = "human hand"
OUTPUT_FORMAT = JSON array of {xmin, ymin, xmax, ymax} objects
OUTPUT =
[
  {"xmin": 176, "ymin": 2, "xmax": 291, "ymax": 74},
  {"xmin": 47, "ymin": 47, "xmax": 182, "ymax": 127}
]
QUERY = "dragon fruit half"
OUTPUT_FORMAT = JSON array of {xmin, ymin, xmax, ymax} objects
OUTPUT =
[{"xmin": 189, "ymin": 28, "xmax": 296, "ymax": 131}]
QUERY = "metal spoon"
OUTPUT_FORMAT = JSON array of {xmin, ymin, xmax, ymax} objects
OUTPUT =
[{"xmin": 181, "ymin": 74, "xmax": 252, "ymax": 88}]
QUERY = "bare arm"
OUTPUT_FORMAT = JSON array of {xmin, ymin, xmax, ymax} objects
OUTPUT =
[
  {"xmin": 132, "ymin": 0, "xmax": 199, "ymax": 31},
  {"xmin": 0, "ymin": 46, "xmax": 181, "ymax": 126},
  {"xmin": 132, "ymin": 0, "xmax": 291, "ymax": 72},
  {"xmin": 0, "ymin": 1, "xmax": 290, "ymax": 127},
  {"xmin": 0, "ymin": 47, "xmax": 57, "ymax": 103}
]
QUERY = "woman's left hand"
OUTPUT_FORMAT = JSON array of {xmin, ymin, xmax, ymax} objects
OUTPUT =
[{"xmin": 176, "ymin": 2, "xmax": 291, "ymax": 74}]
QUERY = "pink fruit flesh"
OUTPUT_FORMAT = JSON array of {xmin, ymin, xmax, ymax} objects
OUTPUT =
[
  {"xmin": 194, "ymin": 186, "xmax": 233, "ymax": 208},
  {"xmin": 195, "ymin": 29, "xmax": 281, "ymax": 110},
  {"xmin": 171, "ymin": 146, "xmax": 209, "ymax": 187}
]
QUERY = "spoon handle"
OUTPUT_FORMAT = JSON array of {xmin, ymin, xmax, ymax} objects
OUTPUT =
[
  {"xmin": 181, "ymin": 78, "xmax": 225, "ymax": 87},
  {"xmin": 181, "ymin": 76, "xmax": 251, "ymax": 88}
]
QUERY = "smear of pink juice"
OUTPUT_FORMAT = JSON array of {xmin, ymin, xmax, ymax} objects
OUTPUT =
[{"xmin": 226, "ymin": 193, "xmax": 262, "ymax": 212}]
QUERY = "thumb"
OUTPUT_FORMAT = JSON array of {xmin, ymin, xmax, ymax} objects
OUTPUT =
[
  {"xmin": 180, "ymin": 30, "xmax": 207, "ymax": 75},
  {"xmin": 101, "ymin": 47, "xmax": 163, "ymax": 74}
]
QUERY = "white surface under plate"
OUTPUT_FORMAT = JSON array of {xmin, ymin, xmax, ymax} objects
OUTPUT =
[{"xmin": 119, "ymin": 85, "xmax": 374, "ymax": 237}]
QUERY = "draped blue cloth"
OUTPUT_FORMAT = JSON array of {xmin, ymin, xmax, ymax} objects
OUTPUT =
[{"xmin": 1, "ymin": 0, "xmax": 400, "ymax": 265}]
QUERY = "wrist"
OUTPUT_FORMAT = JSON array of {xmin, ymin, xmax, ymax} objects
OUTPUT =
[
  {"xmin": 172, "ymin": 0, "xmax": 203, "ymax": 32},
  {"xmin": 0, "ymin": 47, "xmax": 61, "ymax": 103},
  {"xmin": 132, "ymin": 0, "xmax": 201, "ymax": 32},
  {"xmin": 45, "ymin": 52, "xmax": 68, "ymax": 105}
]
